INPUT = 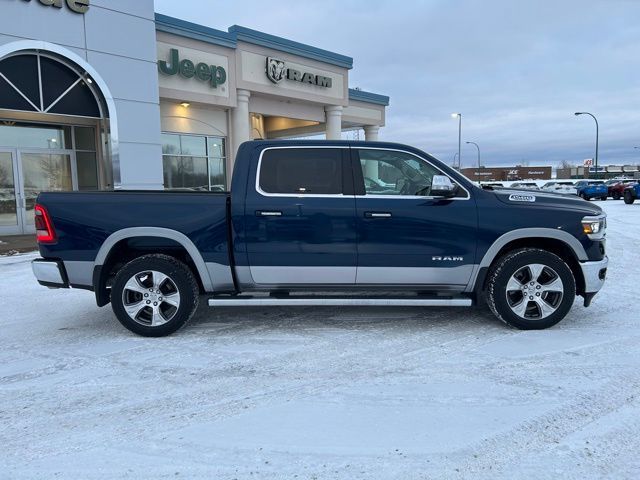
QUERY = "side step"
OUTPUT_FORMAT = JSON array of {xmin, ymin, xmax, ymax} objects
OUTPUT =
[{"xmin": 208, "ymin": 295, "xmax": 472, "ymax": 307}]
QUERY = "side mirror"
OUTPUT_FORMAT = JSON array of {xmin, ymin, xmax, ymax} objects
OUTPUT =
[{"xmin": 431, "ymin": 175, "xmax": 457, "ymax": 198}]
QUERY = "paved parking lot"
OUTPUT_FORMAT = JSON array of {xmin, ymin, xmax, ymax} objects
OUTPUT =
[{"xmin": 1, "ymin": 201, "xmax": 639, "ymax": 479}]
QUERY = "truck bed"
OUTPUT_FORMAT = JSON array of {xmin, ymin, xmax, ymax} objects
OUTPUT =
[{"xmin": 37, "ymin": 190, "xmax": 231, "ymax": 268}]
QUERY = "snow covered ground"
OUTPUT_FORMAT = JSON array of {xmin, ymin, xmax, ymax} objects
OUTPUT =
[{"xmin": 1, "ymin": 201, "xmax": 639, "ymax": 479}]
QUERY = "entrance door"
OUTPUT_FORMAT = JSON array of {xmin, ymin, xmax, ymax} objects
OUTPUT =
[
  {"xmin": 16, "ymin": 150, "xmax": 74, "ymax": 233},
  {"xmin": 0, "ymin": 149, "xmax": 20, "ymax": 235}
]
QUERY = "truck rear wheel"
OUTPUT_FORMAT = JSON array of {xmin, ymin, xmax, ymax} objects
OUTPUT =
[
  {"xmin": 624, "ymin": 190, "xmax": 635, "ymax": 204},
  {"xmin": 111, "ymin": 254, "xmax": 199, "ymax": 337},
  {"xmin": 487, "ymin": 248, "xmax": 575, "ymax": 330}
]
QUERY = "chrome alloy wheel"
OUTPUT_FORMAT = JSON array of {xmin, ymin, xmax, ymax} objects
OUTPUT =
[
  {"xmin": 121, "ymin": 270, "xmax": 181, "ymax": 326},
  {"xmin": 505, "ymin": 263, "xmax": 564, "ymax": 320}
]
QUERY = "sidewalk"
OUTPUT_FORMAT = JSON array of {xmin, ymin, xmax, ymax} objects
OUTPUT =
[{"xmin": 0, "ymin": 235, "xmax": 37, "ymax": 255}]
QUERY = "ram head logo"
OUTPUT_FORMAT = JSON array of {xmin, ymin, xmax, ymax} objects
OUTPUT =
[{"xmin": 266, "ymin": 57, "xmax": 286, "ymax": 84}]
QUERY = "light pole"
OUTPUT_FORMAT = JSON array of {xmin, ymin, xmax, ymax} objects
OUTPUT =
[
  {"xmin": 453, "ymin": 152, "xmax": 459, "ymax": 168},
  {"xmin": 575, "ymin": 112, "xmax": 599, "ymax": 178},
  {"xmin": 466, "ymin": 141, "xmax": 480, "ymax": 182},
  {"xmin": 451, "ymin": 113, "xmax": 461, "ymax": 169}
]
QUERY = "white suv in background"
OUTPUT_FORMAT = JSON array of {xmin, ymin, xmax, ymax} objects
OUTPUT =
[{"xmin": 541, "ymin": 181, "xmax": 578, "ymax": 196}]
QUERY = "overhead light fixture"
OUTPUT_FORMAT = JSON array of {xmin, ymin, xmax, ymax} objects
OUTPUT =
[
  {"xmin": 180, "ymin": 102, "xmax": 190, "ymax": 108},
  {"xmin": 50, "ymin": 138, "xmax": 57, "ymax": 143},
  {"xmin": 86, "ymin": 77, "xmax": 93, "ymax": 84}
]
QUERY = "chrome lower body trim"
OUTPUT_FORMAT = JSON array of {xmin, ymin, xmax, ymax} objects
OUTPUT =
[
  {"xmin": 246, "ymin": 265, "xmax": 474, "ymax": 287},
  {"xmin": 32, "ymin": 259, "xmax": 66, "ymax": 287},
  {"xmin": 205, "ymin": 262, "xmax": 235, "ymax": 291},
  {"xmin": 356, "ymin": 265, "xmax": 474, "ymax": 285},
  {"xmin": 209, "ymin": 296, "xmax": 472, "ymax": 307},
  {"xmin": 249, "ymin": 266, "xmax": 356, "ymax": 284},
  {"xmin": 580, "ymin": 256, "xmax": 608, "ymax": 293},
  {"xmin": 64, "ymin": 260, "xmax": 94, "ymax": 287}
]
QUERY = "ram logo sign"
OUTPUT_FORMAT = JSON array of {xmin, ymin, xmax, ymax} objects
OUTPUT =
[
  {"xmin": 266, "ymin": 57, "xmax": 286, "ymax": 83},
  {"xmin": 265, "ymin": 57, "xmax": 333, "ymax": 88}
]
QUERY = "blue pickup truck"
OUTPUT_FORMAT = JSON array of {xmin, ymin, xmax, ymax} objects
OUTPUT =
[
  {"xmin": 574, "ymin": 180, "xmax": 608, "ymax": 201},
  {"xmin": 32, "ymin": 140, "xmax": 608, "ymax": 336}
]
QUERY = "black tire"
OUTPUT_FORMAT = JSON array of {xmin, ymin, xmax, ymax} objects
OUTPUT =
[
  {"xmin": 613, "ymin": 192, "xmax": 621, "ymax": 200},
  {"xmin": 487, "ymin": 248, "xmax": 576, "ymax": 330},
  {"xmin": 624, "ymin": 190, "xmax": 635, "ymax": 204},
  {"xmin": 579, "ymin": 193, "xmax": 586, "ymax": 200},
  {"xmin": 111, "ymin": 254, "xmax": 199, "ymax": 337},
  {"xmin": 600, "ymin": 196, "xmax": 607, "ymax": 201}
]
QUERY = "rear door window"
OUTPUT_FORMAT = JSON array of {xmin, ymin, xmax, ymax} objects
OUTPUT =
[{"xmin": 258, "ymin": 148, "xmax": 343, "ymax": 195}]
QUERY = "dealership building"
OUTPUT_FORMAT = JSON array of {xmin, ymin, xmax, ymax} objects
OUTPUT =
[{"xmin": 0, "ymin": 1, "xmax": 389, "ymax": 235}]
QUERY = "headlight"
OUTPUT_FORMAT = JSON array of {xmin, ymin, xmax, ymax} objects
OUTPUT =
[
  {"xmin": 582, "ymin": 221, "xmax": 601, "ymax": 234},
  {"xmin": 582, "ymin": 215, "xmax": 606, "ymax": 240}
]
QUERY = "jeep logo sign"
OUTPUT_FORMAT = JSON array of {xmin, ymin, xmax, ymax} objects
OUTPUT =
[
  {"xmin": 21, "ymin": 0, "xmax": 90, "ymax": 14},
  {"xmin": 265, "ymin": 57, "xmax": 332, "ymax": 88},
  {"xmin": 158, "ymin": 49, "xmax": 227, "ymax": 89}
]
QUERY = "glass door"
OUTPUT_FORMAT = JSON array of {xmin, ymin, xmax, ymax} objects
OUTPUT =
[
  {"xmin": 16, "ymin": 150, "xmax": 74, "ymax": 232},
  {"xmin": 0, "ymin": 149, "xmax": 20, "ymax": 235}
]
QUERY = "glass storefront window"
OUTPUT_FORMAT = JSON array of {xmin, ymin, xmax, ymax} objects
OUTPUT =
[
  {"xmin": 161, "ymin": 133, "xmax": 180, "ymax": 155},
  {"xmin": 180, "ymin": 135, "xmax": 207, "ymax": 157},
  {"xmin": 21, "ymin": 153, "xmax": 73, "ymax": 223},
  {"xmin": 0, "ymin": 152, "xmax": 17, "ymax": 226},
  {"xmin": 0, "ymin": 122, "xmax": 71, "ymax": 149},
  {"xmin": 76, "ymin": 152, "xmax": 99, "ymax": 190},
  {"xmin": 163, "ymin": 156, "xmax": 209, "ymax": 190},
  {"xmin": 74, "ymin": 126, "xmax": 97, "ymax": 151},
  {"xmin": 208, "ymin": 157, "xmax": 226, "ymax": 191},
  {"xmin": 207, "ymin": 137, "xmax": 225, "ymax": 158},
  {"xmin": 162, "ymin": 133, "xmax": 227, "ymax": 191}
]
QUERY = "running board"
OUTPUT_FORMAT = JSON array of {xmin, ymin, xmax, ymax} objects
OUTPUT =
[{"xmin": 208, "ymin": 296, "xmax": 472, "ymax": 307}]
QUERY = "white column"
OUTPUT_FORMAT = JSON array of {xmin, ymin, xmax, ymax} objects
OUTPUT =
[
  {"xmin": 231, "ymin": 89, "xmax": 251, "ymax": 162},
  {"xmin": 325, "ymin": 105, "xmax": 343, "ymax": 140},
  {"xmin": 363, "ymin": 125, "xmax": 380, "ymax": 141}
]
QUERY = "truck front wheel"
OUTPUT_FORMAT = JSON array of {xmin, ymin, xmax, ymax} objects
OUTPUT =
[
  {"xmin": 111, "ymin": 254, "xmax": 199, "ymax": 337},
  {"xmin": 624, "ymin": 190, "xmax": 635, "ymax": 204},
  {"xmin": 487, "ymin": 248, "xmax": 576, "ymax": 330}
]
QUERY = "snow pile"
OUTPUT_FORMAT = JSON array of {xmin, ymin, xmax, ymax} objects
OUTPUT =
[{"xmin": 0, "ymin": 201, "xmax": 639, "ymax": 479}]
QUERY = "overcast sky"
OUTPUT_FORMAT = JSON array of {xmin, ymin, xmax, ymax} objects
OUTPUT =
[{"xmin": 154, "ymin": 0, "xmax": 640, "ymax": 167}]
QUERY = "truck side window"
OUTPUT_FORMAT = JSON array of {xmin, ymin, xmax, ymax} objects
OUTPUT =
[
  {"xmin": 357, "ymin": 149, "xmax": 464, "ymax": 197},
  {"xmin": 259, "ymin": 148, "xmax": 343, "ymax": 195}
]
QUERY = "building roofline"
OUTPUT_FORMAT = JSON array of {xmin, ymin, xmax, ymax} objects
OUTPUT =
[
  {"xmin": 227, "ymin": 25, "xmax": 353, "ymax": 69},
  {"xmin": 349, "ymin": 88, "xmax": 390, "ymax": 106},
  {"xmin": 155, "ymin": 14, "xmax": 237, "ymax": 49},
  {"xmin": 154, "ymin": 14, "xmax": 353, "ymax": 69}
]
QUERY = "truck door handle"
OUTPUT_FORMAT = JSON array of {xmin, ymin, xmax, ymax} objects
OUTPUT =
[
  {"xmin": 256, "ymin": 210, "xmax": 282, "ymax": 217},
  {"xmin": 365, "ymin": 212, "xmax": 392, "ymax": 218}
]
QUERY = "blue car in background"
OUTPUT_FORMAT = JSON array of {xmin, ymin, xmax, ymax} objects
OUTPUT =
[{"xmin": 574, "ymin": 180, "xmax": 608, "ymax": 201}]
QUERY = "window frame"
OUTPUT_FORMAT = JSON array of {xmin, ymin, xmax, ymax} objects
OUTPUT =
[
  {"xmin": 352, "ymin": 147, "xmax": 471, "ymax": 200},
  {"xmin": 255, "ymin": 146, "xmax": 353, "ymax": 198},
  {"xmin": 161, "ymin": 132, "xmax": 227, "ymax": 191}
]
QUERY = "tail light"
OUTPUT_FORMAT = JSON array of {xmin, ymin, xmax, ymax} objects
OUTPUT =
[{"xmin": 34, "ymin": 204, "xmax": 57, "ymax": 244}]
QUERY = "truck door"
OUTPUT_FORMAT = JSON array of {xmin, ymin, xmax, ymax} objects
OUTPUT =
[
  {"xmin": 352, "ymin": 147, "xmax": 478, "ymax": 287},
  {"xmin": 243, "ymin": 146, "xmax": 357, "ymax": 286}
]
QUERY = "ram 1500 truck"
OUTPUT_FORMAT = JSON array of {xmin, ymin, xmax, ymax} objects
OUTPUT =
[{"xmin": 32, "ymin": 140, "xmax": 608, "ymax": 336}]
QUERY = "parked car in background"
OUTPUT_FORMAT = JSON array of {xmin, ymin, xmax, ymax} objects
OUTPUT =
[
  {"xmin": 510, "ymin": 182, "xmax": 540, "ymax": 190},
  {"xmin": 608, "ymin": 179, "xmax": 638, "ymax": 200},
  {"xmin": 623, "ymin": 182, "xmax": 640, "ymax": 204},
  {"xmin": 541, "ymin": 181, "xmax": 578, "ymax": 196},
  {"xmin": 481, "ymin": 182, "xmax": 505, "ymax": 188},
  {"xmin": 574, "ymin": 180, "xmax": 608, "ymax": 201}
]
